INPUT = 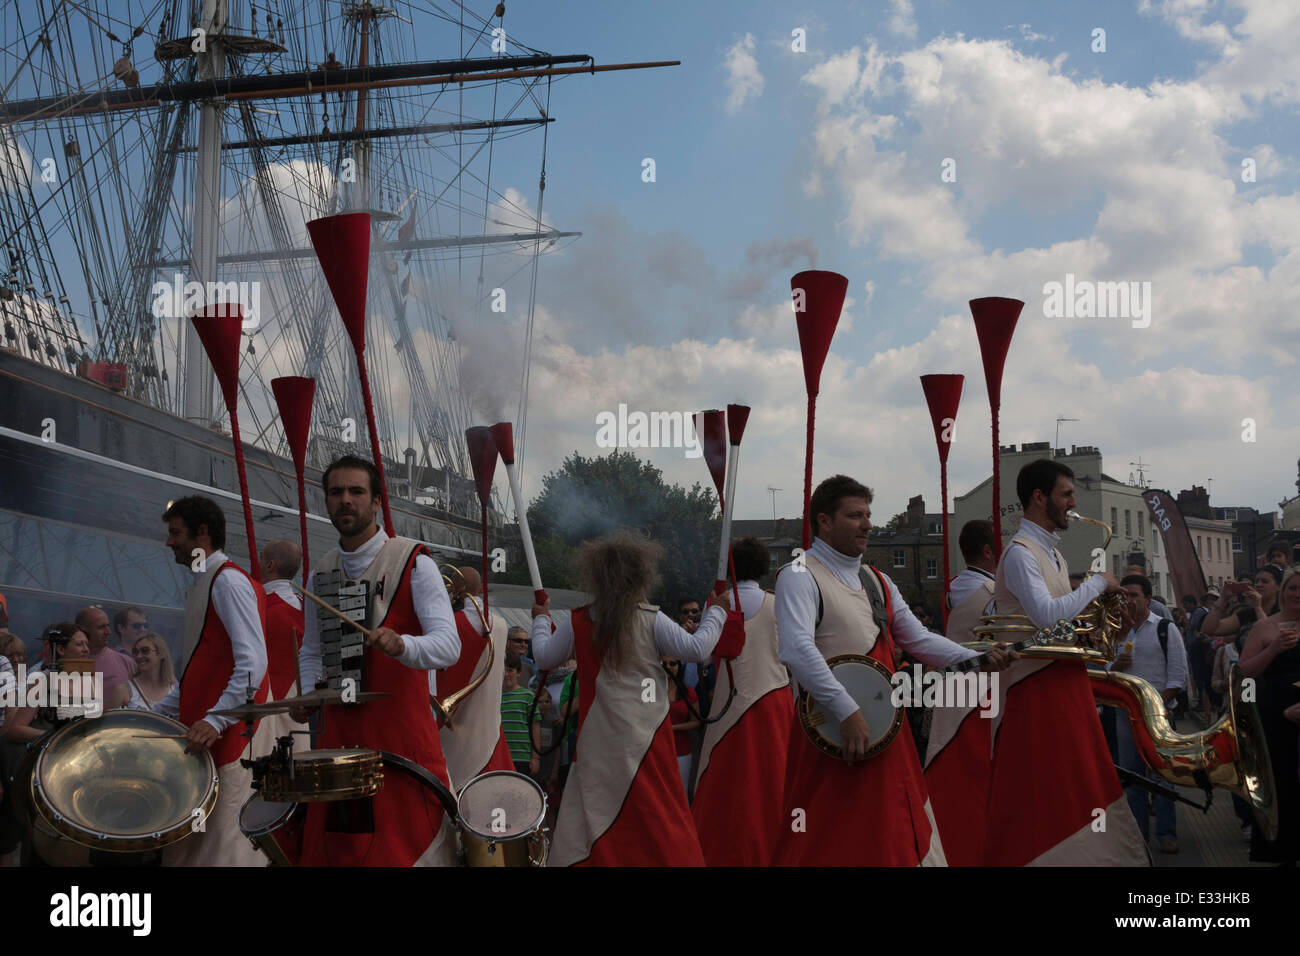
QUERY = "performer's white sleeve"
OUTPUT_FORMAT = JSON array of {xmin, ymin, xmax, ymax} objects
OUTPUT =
[
  {"xmin": 653, "ymin": 607, "xmax": 725, "ymax": 661},
  {"xmin": 882, "ymin": 574, "xmax": 979, "ymax": 667},
  {"xmin": 1164, "ymin": 622, "xmax": 1189, "ymax": 691},
  {"xmin": 394, "ymin": 554, "xmax": 460, "ymax": 671},
  {"xmin": 531, "ymin": 613, "xmax": 575, "ymax": 669},
  {"xmin": 776, "ymin": 566, "xmax": 859, "ymax": 724},
  {"xmin": 298, "ymin": 573, "xmax": 322, "ymax": 692},
  {"xmin": 1002, "ymin": 544, "xmax": 1107, "ymax": 627},
  {"xmin": 202, "ymin": 569, "xmax": 269, "ymax": 733}
]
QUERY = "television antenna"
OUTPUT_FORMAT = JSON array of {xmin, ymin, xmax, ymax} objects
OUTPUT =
[{"xmin": 1055, "ymin": 416, "xmax": 1079, "ymax": 453}]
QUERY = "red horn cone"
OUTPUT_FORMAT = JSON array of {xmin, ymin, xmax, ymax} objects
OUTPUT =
[
  {"xmin": 489, "ymin": 421, "xmax": 516, "ymax": 465},
  {"xmin": 307, "ymin": 212, "xmax": 372, "ymax": 356},
  {"xmin": 490, "ymin": 421, "xmax": 547, "ymax": 604},
  {"xmin": 726, "ymin": 403, "xmax": 751, "ymax": 446},
  {"xmin": 701, "ymin": 409, "xmax": 727, "ymax": 500},
  {"xmin": 307, "ymin": 211, "xmax": 394, "ymax": 536},
  {"xmin": 190, "ymin": 305, "xmax": 260, "ymax": 579},
  {"xmin": 969, "ymin": 297, "xmax": 1022, "ymax": 556},
  {"xmin": 791, "ymin": 270, "xmax": 848, "ymax": 549},
  {"xmin": 920, "ymin": 373, "xmax": 964, "ymax": 628},
  {"xmin": 272, "ymin": 376, "xmax": 317, "ymax": 588},
  {"xmin": 466, "ymin": 426, "xmax": 500, "ymax": 617}
]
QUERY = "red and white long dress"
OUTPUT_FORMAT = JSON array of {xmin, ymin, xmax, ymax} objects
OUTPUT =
[
  {"xmin": 691, "ymin": 580, "xmax": 792, "ymax": 866},
  {"xmin": 529, "ymin": 602, "xmax": 728, "ymax": 866},
  {"xmin": 297, "ymin": 529, "xmax": 462, "ymax": 866},
  {"xmin": 924, "ymin": 520, "xmax": 1148, "ymax": 866},
  {"xmin": 156, "ymin": 550, "xmax": 269, "ymax": 867},
  {"xmin": 772, "ymin": 538, "xmax": 977, "ymax": 866},
  {"xmin": 438, "ymin": 604, "xmax": 513, "ymax": 790}
]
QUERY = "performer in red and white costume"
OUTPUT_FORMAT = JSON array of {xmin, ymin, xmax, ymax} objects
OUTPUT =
[
  {"xmin": 691, "ymin": 536, "xmax": 792, "ymax": 866},
  {"xmin": 947, "ymin": 458, "xmax": 1146, "ymax": 866},
  {"xmin": 529, "ymin": 530, "xmax": 735, "ymax": 867},
  {"xmin": 294, "ymin": 455, "xmax": 461, "ymax": 866},
  {"xmin": 157, "ymin": 495, "xmax": 269, "ymax": 867},
  {"xmin": 945, "ymin": 520, "xmax": 998, "ymax": 641},
  {"xmin": 438, "ymin": 565, "xmax": 512, "ymax": 789},
  {"xmin": 254, "ymin": 539, "xmax": 308, "ymax": 756},
  {"xmin": 772, "ymin": 475, "xmax": 1010, "ymax": 866}
]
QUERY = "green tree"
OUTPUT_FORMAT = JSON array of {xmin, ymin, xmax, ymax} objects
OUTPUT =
[{"xmin": 504, "ymin": 450, "xmax": 720, "ymax": 606}]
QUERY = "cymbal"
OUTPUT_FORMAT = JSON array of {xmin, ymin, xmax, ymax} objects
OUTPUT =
[{"xmin": 210, "ymin": 689, "xmax": 391, "ymax": 719}]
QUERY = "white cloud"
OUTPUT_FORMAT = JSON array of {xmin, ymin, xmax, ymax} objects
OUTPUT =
[
  {"xmin": 888, "ymin": 0, "xmax": 917, "ymax": 39},
  {"xmin": 723, "ymin": 33, "xmax": 765, "ymax": 113}
]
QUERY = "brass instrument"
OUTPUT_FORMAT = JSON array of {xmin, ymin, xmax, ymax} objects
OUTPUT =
[
  {"xmin": 434, "ymin": 564, "xmax": 495, "ymax": 727},
  {"xmin": 1090, "ymin": 664, "xmax": 1278, "ymax": 840},
  {"xmin": 972, "ymin": 509, "xmax": 1129, "ymax": 663}
]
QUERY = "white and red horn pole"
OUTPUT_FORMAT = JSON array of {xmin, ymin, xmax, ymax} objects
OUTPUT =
[
  {"xmin": 490, "ymin": 422, "xmax": 547, "ymax": 605},
  {"xmin": 715, "ymin": 404, "xmax": 751, "ymax": 590}
]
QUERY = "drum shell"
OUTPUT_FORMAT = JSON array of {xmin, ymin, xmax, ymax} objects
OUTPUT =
[
  {"xmin": 238, "ymin": 794, "xmax": 305, "ymax": 866},
  {"xmin": 29, "ymin": 711, "xmax": 218, "ymax": 853},
  {"xmin": 456, "ymin": 771, "xmax": 548, "ymax": 868},
  {"xmin": 258, "ymin": 748, "xmax": 383, "ymax": 803}
]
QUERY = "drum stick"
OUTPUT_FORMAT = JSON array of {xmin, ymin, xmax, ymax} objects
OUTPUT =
[
  {"xmin": 133, "ymin": 734, "xmax": 190, "ymax": 740},
  {"xmin": 290, "ymin": 583, "xmax": 375, "ymax": 639}
]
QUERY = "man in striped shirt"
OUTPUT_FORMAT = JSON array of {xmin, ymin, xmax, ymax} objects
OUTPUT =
[{"xmin": 501, "ymin": 654, "xmax": 536, "ymax": 775}]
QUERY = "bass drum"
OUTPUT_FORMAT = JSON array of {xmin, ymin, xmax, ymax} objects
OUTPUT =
[{"xmin": 27, "ymin": 710, "xmax": 218, "ymax": 857}]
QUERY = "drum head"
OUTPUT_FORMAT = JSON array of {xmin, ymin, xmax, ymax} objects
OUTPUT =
[
  {"xmin": 820, "ymin": 659, "xmax": 899, "ymax": 750},
  {"xmin": 239, "ymin": 794, "xmax": 297, "ymax": 838},
  {"xmin": 296, "ymin": 748, "xmax": 375, "ymax": 763},
  {"xmin": 458, "ymin": 771, "xmax": 545, "ymax": 838},
  {"xmin": 32, "ymin": 710, "xmax": 217, "ymax": 850}
]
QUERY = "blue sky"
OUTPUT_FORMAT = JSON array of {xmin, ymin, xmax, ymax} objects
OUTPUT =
[{"xmin": 451, "ymin": 0, "xmax": 1300, "ymax": 524}]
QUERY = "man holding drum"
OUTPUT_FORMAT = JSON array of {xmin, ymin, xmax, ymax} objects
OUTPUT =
[
  {"xmin": 772, "ymin": 475, "xmax": 1012, "ymax": 866},
  {"xmin": 291, "ymin": 455, "xmax": 461, "ymax": 866},
  {"xmin": 157, "ymin": 495, "xmax": 269, "ymax": 867}
]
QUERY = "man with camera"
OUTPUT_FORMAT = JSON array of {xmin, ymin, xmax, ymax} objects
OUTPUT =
[{"xmin": 1110, "ymin": 573, "xmax": 1189, "ymax": 854}]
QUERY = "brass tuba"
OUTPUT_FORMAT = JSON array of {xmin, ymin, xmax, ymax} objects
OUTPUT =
[
  {"xmin": 1090, "ymin": 664, "xmax": 1278, "ymax": 840},
  {"xmin": 432, "ymin": 565, "xmax": 495, "ymax": 729}
]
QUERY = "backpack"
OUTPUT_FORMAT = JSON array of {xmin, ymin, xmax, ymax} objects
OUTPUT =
[{"xmin": 1155, "ymin": 619, "xmax": 1190, "ymax": 719}]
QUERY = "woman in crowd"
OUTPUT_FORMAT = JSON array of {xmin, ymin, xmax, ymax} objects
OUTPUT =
[
  {"xmin": 663, "ymin": 659, "xmax": 700, "ymax": 795},
  {"xmin": 125, "ymin": 632, "xmax": 177, "ymax": 710},
  {"xmin": 1238, "ymin": 569, "xmax": 1300, "ymax": 865},
  {"xmin": 529, "ymin": 530, "xmax": 731, "ymax": 866}
]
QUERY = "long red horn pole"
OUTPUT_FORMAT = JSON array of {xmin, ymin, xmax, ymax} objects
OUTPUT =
[
  {"xmin": 699, "ymin": 410, "xmax": 728, "ymax": 591},
  {"xmin": 920, "ymin": 374, "xmax": 964, "ymax": 629},
  {"xmin": 307, "ymin": 211, "xmax": 394, "ymax": 537},
  {"xmin": 272, "ymin": 376, "xmax": 317, "ymax": 589},
  {"xmin": 969, "ymin": 297, "xmax": 1022, "ymax": 557},
  {"xmin": 191, "ymin": 306, "xmax": 260, "ymax": 580},
  {"xmin": 466, "ymin": 427, "xmax": 500, "ymax": 618},
  {"xmin": 715, "ymin": 404, "xmax": 751, "ymax": 590},
  {"xmin": 490, "ymin": 422, "xmax": 547, "ymax": 605},
  {"xmin": 792, "ymin": 271, "xmax": 848, "ymax": 550}
]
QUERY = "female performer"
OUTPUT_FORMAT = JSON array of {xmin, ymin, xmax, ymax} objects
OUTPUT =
[{"xmin": 529, "ymin": 530, "xmax": 731, "ymax": 866}]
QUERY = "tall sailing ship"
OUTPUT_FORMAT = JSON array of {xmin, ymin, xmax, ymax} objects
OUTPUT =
[{"xmin": 0, "ymin": 1, "xmax": 659, "ymax": 646}]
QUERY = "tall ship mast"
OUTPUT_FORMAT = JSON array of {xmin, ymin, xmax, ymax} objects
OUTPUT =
[{"xmin": 0, "ymin": 0, "xmax": 672, "ymax": 643}]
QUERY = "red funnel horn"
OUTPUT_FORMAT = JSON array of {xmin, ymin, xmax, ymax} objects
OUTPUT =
[
  {"xmin": 700, "ymin": 409, "xmax": 728, "ymax": 500},
  {"xmin": 190, "ymin": 305, "xmax": 259, "ymax": 579},
  {"xmin": 920, "ymin": 373, "xmax": 964, "ymax": 627},
  {"xmin": 969, "ymin": 297, "xmax": 1022, "ymax": 555},
  {"xmin": 715, "ymin": 403, "xmax": 752, "ymax": 590},
  {"xmin": 725, "ymin": 403, "xmax": 751, "ymax": 447},
  {"xmin": 466, "ymin": 426, "xmax": 500, "ymax": 617},
  {"xmin": 307, "ymin": 211, "xmax": 394, "ymax": 536},
  {"xmin": 272, "ymin": 376, "xmax": 317, "ymax": 588},
  {"xmin": 490, "ymin": 421, "xmax": 547, "ymax": 604},
  {"xmin": 791, "ymin": 270, "xmax": 848, "ymax": 549}
]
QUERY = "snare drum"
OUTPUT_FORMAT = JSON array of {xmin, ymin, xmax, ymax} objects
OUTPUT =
[
  {"xmin": 238, "ymin": 794, "xmax": 305, "ymax": 866},
  {"xmin": 258, "ymin": 748, "xmax": 383, "ymax": 802},
  {"xmin": 456, "ymin": 771, "xmax": 548, "ymax": 867},
  {"xmin": 28, "ymin": 710, "xmax": 219, "ymax": 853}
]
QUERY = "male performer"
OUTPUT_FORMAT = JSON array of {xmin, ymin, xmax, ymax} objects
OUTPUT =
[
  {"xmin": 156, "ymin": 495, "xmax": 269, "ymax": 867},
  {"xmin": 772, "ymin": 475, "xmax": 1011, "ymax": 866},
  {"xmin": 438, "ymin": 565, "xmax": 512, "ymax": 789},
  {"xmin": 691, "ymin": 536, "xmax": 793, "ymax": 866},
  {"xmin": 980, "ymin": 458, "xmax": 1146, "ymax": 865},
  {"xmin": 292, "ymin": 455, "xmax": 460, "ymax": 866},
  {"xmin": 945, "ymin": 519, "xmax": 998, "ymax": 643}
]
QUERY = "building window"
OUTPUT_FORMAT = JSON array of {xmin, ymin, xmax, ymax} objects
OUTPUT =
[
  {"xmin": 1197, "ymin": 535, "xmax": 1203, "ymax": 558},
  {"xmin": 929, "ymin": 521, "xmax": 941, "ymax": 534},
  {"xmin": 1137, "ymin": 512, "xmax": 1144, "ymax": 540},
  {"xmin": 1217, "ymin": 538, "xmax": 1223, "ymax": 561},
  {"xmin": 1232, "ymin": 533, "xmax": 1242, "ymax": 553},
  {"xmin": 1152, "ymin": 532, "xmax": 1159, "ymax": 556},
  {"xmin": 926, "ymin": 558, "xmax": 937, "ymax": 579},
  {"xmin": 1113, "ymin": 554, "xmax": 1122, "ymax": 576},
  {"xmin": 1124, "ymin": 510, "xmax": 1132, "ymax": 537},
  {"xmin": 1111, "ymin": 508, "xmax": 1118, "ymax": 533},
  {"xmin": 1151, "ymin": 571, "xmax": 1161, "ymax": 595},
  {"xmin": 893, "ymin": 549, "xmax": 906, "ymax": 568}
]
